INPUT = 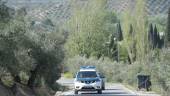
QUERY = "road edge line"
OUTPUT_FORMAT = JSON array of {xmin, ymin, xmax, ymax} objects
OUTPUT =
[{"xmin": 121, "ymin": 84, "xmax": 138, "ymax": 95}]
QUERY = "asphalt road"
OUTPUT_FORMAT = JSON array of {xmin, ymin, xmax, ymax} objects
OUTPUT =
[
  {"xmin": 56, "ymin": 77, "xmax": 160, "ymax": 96},
  {"xmin": 60, "ymin": 84, "xmax": 137, "ymax": 96},
  {"xmin": 56, "ymin": 77, "xmax": 137, "ymax": 96}
]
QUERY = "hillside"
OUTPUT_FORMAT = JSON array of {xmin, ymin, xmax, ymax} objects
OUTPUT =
[
  {"xmin": 0, "ymin": 83, "xmax": 36, "ymax": 96},
  {"xmin": 6, "ymin": 0, "xmax": 170, "ymax": 22},
  {"xmin": 107, "ymin": 0, "xmax": 170, "ymax": 15},
  {"xmin": 1, "ymin": 0, "xmax": 170, "ymax": 96}
]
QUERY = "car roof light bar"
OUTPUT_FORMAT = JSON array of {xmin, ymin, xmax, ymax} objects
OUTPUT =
[{"xmin": 80, "ymin": 66, "xmax": 96, "ymax": 69}]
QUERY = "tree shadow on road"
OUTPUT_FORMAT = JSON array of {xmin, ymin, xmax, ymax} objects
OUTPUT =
[{"xmin": 80, "ymin": 88, "xmax": 133, "ymax": 96}]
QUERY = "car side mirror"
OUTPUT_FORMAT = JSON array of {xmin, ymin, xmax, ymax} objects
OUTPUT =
[
  {"xmin": 98, "ymin": 72, "xmax": 105, "ymax": 78},
  {"xmin": 100, "ymin": 75, "xmax": 105, "ymax": 78},
  {"xmin": 73, "ymin": 74, "xmax": 76, "ymax": 78}
]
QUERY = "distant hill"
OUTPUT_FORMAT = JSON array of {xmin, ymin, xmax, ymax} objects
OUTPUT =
[
  {"xmin": 6, "ymin": 0, "xmax": 170, "ymax": 23},
  {"xmin": 6, "ymin": 0, "xmax": 58, "ymax": 8},
  {"xmin": 107, "ymin": 0, "xmax": 170, "ymax": 15}
]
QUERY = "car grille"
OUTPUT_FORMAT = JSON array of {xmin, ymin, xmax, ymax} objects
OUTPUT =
[
  {"xmin": 81, "ymin": 80, "xmax": 95, "ymax": 84},
  {"xmin": 82, "ymin": 86, "xmax": 95, "ymax": 89}
]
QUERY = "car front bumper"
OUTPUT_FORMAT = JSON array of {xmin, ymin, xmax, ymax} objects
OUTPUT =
[{"xmin": 74, "ymin": 82, "xmax": 102, "ymax": 91}]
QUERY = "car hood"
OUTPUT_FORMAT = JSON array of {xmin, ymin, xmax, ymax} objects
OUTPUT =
[{"xmin": 77, "ymin": 77, "xmax": 100, "ymax": 81}]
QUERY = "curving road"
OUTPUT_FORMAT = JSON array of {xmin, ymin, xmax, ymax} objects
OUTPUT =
[
  {"xmin": 56, "ymin": 77, "xmax": 137, "ymax": 96},
  {"xmin": 59, "ymin": 84, "xmax": 136, "ymax": 96},
  {"xmin": 55, "ymin": 77, "xmax": 160, "ymax": 96}
]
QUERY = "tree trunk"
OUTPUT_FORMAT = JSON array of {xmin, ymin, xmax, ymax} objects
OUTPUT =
[
  {"xmin": 14, "ymin": 75, "xmax": 21, "ymax": 83},
  {"xmin": 27, "ymin": 64, "xmax": 40, "ymax": 88}
]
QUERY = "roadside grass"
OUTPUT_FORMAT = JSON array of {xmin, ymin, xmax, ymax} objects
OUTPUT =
[
  {"xmin": 151, "ymin": 84, "xmax": 163, "ymax": 95},
  {"xmin": 123, "ymin": 83, "xmax": 137, "ymax": 91},
  {"xmin": 63, "ymin": 72, "xmax": 73, "ymax": 79},
  {"xmin": 123, "ymin": 83, "xmax": 162, "ymax": 95},
  {"xmin": 57, "ymin": 84, "xmax": 70, "ymax": 92}
]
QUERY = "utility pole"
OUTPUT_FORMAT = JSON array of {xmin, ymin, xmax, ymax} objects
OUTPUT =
[
  {"xmin": 118, "ymin": 41, "xmax": 119, "ymax": 62},
  {"xmin": 114, "ymin": 37, "xmax": 119, "ymax": 62}
]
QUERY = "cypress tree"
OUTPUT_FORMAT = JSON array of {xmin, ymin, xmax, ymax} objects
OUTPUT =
[
  {"xmin": 166, "ymin": 8, "xmax": 170, "ymax": 47},
  {"xmin": 117, "ymin": 22, "xmax": 123, "ymax": 41},
  {"xmin": 148, "ymin": 23, "xmax": 154, "ymax": 49},
  {"xmin": 157, "ymin": 31, "xmax": 161, "ymax": 48},
  {"xmin": 128, "ymin": 24, "xmax": 136, "ymax": 63},
  {"xmin": 160, "ymin": 37, "xmax": 164, "ymax": 49},
  {"xmin": 108, "ymin": 34, "xmax": 118, "ymax": 61},
  {"xmin": 153, "ymin": 25, "xmax": 158, "ymax": 48},
  {"xmin": 129, "ymin": 24, "xmax": 133, "ymax": 36},
  {"xmin": 108, "ymin": 34, "xmax": 114, "ymax": 49}
]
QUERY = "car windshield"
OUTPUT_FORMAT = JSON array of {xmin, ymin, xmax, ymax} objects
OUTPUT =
[{"xmin": 77, "ymin": 71, "xmax": 97, "ymax": 78}]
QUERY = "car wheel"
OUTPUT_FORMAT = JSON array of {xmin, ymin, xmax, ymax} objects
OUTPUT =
[
  {"xmin": 102, "ymin": 86, "xmax": 105, "ymax": 90},
  {"xmin": 74, "ymin": 90, "xmax": 78, "ymax": 94},
  {"xmin": 98, "ymin": 90, "xmax": 102, "ymax": 94}
]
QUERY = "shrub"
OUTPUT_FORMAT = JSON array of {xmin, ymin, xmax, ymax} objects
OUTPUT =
[
  {"xmin": 122, "ymin": 49, "xmax": 170, "ymax": 95},
  {"xmin": 1, "ymin": 72, "xmax": 14, "ymax": 87},
  {"xmin": 65, "ymin": 56, "xmax": 125, "ymax": 82},
  {"xmin": 64, "ymin": 72, "xmax": 73, "ymax": 78},
  {"xmin": 19, "ymin": 71, "xmax": 29, "ymax": 85}
]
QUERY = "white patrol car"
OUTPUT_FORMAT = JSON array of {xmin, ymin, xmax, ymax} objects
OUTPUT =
[{"xmin": 74, "ymin": 66, "xmax": 103, "ymax": 94}]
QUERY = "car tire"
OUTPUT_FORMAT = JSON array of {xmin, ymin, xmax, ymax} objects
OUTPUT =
[
  {"xmin": 98, "ymin": 90, "xmax": 102, "ymax": 94},
  {"xmin": 74, "ymin": 90, "xmax": 78, "ymax": 94},
  {"xmin": 102, "ymin": 86, "xmax": 105, "ymax": 90}
]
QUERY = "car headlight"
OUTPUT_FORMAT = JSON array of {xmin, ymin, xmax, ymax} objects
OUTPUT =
[
  {"xmin": 75, "ymin": 80, "xmax": 81, "ymax": 83},
  {"xmin": 95, "ymin": 79, "xmax": 101, "ymax": 82}
]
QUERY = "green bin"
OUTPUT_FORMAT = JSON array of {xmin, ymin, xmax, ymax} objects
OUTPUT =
[{"xmin": 137, "ymin": 75, "xmax": 151, "ymax": 91}]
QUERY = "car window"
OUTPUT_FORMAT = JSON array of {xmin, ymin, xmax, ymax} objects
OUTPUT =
[{"xmin": 77, "ymin": 71, "xmax": 97, "ymax": 78}]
